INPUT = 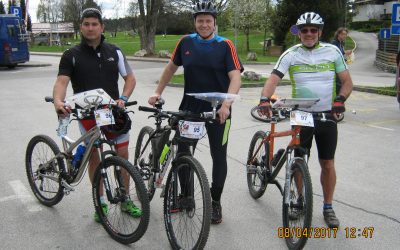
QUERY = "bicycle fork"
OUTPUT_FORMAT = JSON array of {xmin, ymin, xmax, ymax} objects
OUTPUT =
[{"xmin": 98, "ymin": 145, "xmax": 126, "ymax": 204}]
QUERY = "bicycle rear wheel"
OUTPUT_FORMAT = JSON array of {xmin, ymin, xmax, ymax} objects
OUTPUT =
[
  {"xmin": 25, "ymin": 135, "xmax": 66, "ymax": 206},
  {"xmin": 134, "ymin": 126, "xmax": 157, "ymax": 201},
  {"xmin": 163, "ymin": 156, "xmax": 211, "ymax": 250},
  {"xmin": 282, "ymin": 159, "xmax": 313, "ymax": 250},
  {"xmin": 93, "ymin": 156, "xmax": 150, "ymax": 244},
  {"xmin": 247, "ymin": 131, "xmax": 269, "ymax": 199}
]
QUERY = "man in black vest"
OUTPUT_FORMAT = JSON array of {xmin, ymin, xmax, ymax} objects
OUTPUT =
[{"xmin": 52, "ymin": 8, "xmax": 141, "ymax": 222}]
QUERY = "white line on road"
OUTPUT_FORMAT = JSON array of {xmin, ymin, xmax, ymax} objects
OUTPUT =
[
  {"xmin": 0, "ymin": 195, "xmax": 18, "ymax": 202},
  {"xmin": 9, "ymin": 180, "xmax": 42, "ymax": 212},
  {"xmin": 368, "ymin": 124, "xmax": 395, "ymax": 131}
]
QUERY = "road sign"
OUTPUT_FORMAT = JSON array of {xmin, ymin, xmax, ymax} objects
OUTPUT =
[
  {"xmin": 393, "ymin": 3, "xmax": 400, "ymax": 24},
  {"xmin": 10, "ymin": 6, "xmax": 21, "ymax": 19},
  {"xmin": 380, "ymin": 28, "xmax": 391, "ymax": 39},
  {"xmin": 391, "ymin": 25, "xmax": 400, "ymax": 35}
]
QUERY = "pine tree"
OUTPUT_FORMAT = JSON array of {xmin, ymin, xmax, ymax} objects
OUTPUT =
[{"xmin": 0, "ymin": 1, "xmax": 6, "ymax": 14}]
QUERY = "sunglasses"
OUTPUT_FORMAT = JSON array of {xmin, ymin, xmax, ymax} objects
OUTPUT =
[{"xmin": 300, "ymin": 28, "xmax": 319, "ymax": 34}]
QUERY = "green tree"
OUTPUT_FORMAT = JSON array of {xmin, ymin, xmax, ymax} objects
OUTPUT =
[
  {"xmin": 127, "ymin": 1, "xmax": 139, "ymax": 33},
  {"xmin": 27, "ymin": 14, "xmax": 32, "ymax": 31},
  {"xmin": 230, "ymin": 0, "xmax": 266, "ymax": 52},
  {"xmin": 62, "ymin": 0, "xmax": 101, "ymax": 38},
  {"xmin": 0, "ymin": 1, "xmax": 6, "ymax": 14},
  {"xmin": 137, "ymin": 0, "xmax": 163, "ymax": 55},
  {"xmin": 20, "ymin": 0, "xmax": 26, "ymax": 20},
  {"xmin": 8, "ymin": 0, "xmax": 16, "ymax": 14}
]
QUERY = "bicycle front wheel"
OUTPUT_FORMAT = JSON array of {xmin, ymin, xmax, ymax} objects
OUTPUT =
[
  {"xmin": 25, "ymin": 135, "xmax": 66, "ymax": 206},
  {"xmin": 163, "ymin": 156, "xmax": 211, "ymax": 250},
  {"xmin": 134, "ymin": 126, "xmax": 157, "ymax": 201},
  {"xmin": 247, "ymin": 131, "xmax": 269, "ymax": 199},
  {"xmin": 93, "ymin": 156, "xmax": 150, "ymax": 244},
  {"xmin": 282, "ymin": 159, "xmax": 313, "ymax": 250}
]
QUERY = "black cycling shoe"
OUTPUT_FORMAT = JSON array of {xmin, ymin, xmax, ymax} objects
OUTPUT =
[
  {"xmin": 211, "ymin": 200, "xmax": 222, "ymax": 224},
  {"xmin": 323, "ymin": 208, "xmax": 340, "ymax": 228}
]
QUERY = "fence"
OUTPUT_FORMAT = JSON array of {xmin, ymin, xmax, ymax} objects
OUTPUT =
[{"xmin": 375, "ymin": 33, "xmax": 399, "ymax": 73}]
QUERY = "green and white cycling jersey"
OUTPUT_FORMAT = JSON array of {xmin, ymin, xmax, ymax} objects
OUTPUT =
[{"xmin": 273, "ymin": 42, "xmax": 348, "ymax": 112}]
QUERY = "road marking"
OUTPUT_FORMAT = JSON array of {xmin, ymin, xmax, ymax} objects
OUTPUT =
[
  {"xmin": 367, "ymin": 125, "xmax": 395, "ymax": 131},
  {"xmin": 9, "ymin": 180, "xmax": 42, "ymax": 212},
  {"xmin": 0, "ymin": 195, "xmax": 18, "ymax": 202}
]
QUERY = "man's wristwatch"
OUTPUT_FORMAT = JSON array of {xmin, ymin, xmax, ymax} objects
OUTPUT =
[{"xmin": 260, "ymin": 96, "xmax": 271, "ymax": 103}]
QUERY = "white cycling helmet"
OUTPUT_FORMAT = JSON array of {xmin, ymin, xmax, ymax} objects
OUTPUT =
[{"xmin": 296, "ymin": 12, "xmax": 324, "ymax": 29}]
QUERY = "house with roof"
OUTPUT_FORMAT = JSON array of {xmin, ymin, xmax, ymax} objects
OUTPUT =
[
  {"xmin": 31, "ymin": 22, "xmax": 74, "ymax": 45},
  {"xmin": 353, "ymin": 0, "xmax": 397, "ymax": 21}
]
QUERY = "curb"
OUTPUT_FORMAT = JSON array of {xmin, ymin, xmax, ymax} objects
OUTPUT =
[
  {"xmin": 29, "ymin": 52, "xmax": 391, "ymax": 96},
  {"xmin": 19, "ymin": 62, "xmax": 52, "ymax": 67}
]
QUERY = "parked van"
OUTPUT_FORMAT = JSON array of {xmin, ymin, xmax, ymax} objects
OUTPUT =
[{"xmin": 0, "ymin": 14, "xmax": 29, "ymax": 68}]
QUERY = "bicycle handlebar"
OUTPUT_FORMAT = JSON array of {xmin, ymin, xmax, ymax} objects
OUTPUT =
[
  {"xmin": 138, "ymin": 105, "xmax": 216, "ymax": 121},
  {"xmin": 45, "ymin": 96, "xmax": 137, "ymax": 118}
]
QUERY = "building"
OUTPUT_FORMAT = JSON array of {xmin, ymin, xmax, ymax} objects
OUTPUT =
[
  {"xmin": 31, "ymin": 22, "xmax": 74, "ymax": 45},
  {"xmin": 353, "ymin": 0, "xmax": 398, "ymax": 22}
]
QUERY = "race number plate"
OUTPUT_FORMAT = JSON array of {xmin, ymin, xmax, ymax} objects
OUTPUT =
[
  {"xmin": 178, "ymin": 120, "xmax": 206, "ymax": 139},
  {"xmin": 94, "ymin": 108, "xmax": 115, "ymax": 127},
  {"xmin": 290, "ymin": 111, "xmax": 314, "ymax": 127}
]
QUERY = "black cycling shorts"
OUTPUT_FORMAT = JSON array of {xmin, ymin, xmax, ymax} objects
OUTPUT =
[{"xmin": 298, "ymin": 119, "xmax": 338, "ymax": 160}]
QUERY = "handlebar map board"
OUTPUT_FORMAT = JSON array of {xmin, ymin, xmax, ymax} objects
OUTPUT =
[
  {"xmin": 187, "ymin": 92, "xmax": 240, "ymax": 107},
  {"xmin": 272, "ymin": 98, "xmax": 320, "ymax": 109},
  {"xmin": 66, "ymin": 89, "xmax": 117, "ymax": 108}
]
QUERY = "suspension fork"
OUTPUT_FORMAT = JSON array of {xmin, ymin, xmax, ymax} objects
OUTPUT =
[{"xmin": 97, "ymin": 143, "xmax": 123, "ymax": 204}]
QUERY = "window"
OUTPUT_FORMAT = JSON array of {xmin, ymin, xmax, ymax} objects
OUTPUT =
[{"xmin": 7, "ymin": 25, "xmax": 16, "ymax": 37}]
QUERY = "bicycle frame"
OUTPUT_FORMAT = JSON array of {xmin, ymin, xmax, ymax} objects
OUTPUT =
[
  {"xmin": 248, "ymin": 120, "xmax": 308, "ymax": 198},
  {"xmin": 60, "ymin": 125, "xmax": 105, "ymax": 185}
]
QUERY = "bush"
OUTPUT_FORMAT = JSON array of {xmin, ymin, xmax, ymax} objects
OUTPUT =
[{"xmin": 349, "ymin": 20, "xmax": 391, "ymax": 32}]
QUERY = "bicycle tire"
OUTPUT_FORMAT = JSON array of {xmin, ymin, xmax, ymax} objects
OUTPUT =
[
  {"xmin": 247, "ymin": 131, "xmax": 269, "ymax": 199},
  {"xmin": 163, "ymin": 156, "xmax": 211, "ymax": 250},
  {"xmin": 92, "ymin": 156, "xmax": 150, "ymax": 244},
  {"xmin": 134, "ymin": 126, "xmax": 157, "ymax": 201},
  {"xmin": 282, "ymin": 159, "xmax": 313, "ymax": 250},
  {"xmin": 25, "ymin": 135, "xmax": 65, "ymax": 206}
]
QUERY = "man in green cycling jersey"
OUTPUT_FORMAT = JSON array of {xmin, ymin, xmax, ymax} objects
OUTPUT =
[{"xmin": 258, "ymin": 12, "xmax": 353, "ymax": 228}]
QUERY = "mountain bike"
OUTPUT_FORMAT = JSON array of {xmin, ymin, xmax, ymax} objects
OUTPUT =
[
  {"xmin": 134, "ymin": 92, "xmax": 239, "ymax": 250},
  {"xmin": 25, "ymin": 89, "xmax": 150, "ymax": 244},
  {"xmin": 247, "ymin": 98, "xmax": 322, "ymax": 250}
]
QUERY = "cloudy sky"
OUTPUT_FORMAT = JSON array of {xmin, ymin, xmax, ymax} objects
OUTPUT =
[{"xmin": 27, "ymin": 0, "xmax": 130, "ymax": 23}]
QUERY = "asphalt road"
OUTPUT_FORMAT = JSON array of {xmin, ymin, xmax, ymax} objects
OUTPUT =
[{"xmin": 0, "ymin": 55, "xmax": 399, "ymax": 250}]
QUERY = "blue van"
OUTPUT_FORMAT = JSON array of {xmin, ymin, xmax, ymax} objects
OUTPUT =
[{"xmin": 0, "ymin": 14, "xmax": 29, "ymax": 68}]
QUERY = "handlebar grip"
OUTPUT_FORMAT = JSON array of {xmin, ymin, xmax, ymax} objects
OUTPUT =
[
  {"xmin": 201, "ymin": 112, "xmax": 215, "ymax": 119},
  {"xmin": 45, "ymin": 96, "xmax": 54, "ymax": 103},
  {"xmin": 125, "ymin": 101, "xmax": 137, "ymax": 107},
  {"xmin": 139, "ymin": 106, "xmax": 158, "ymax": 113}
]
